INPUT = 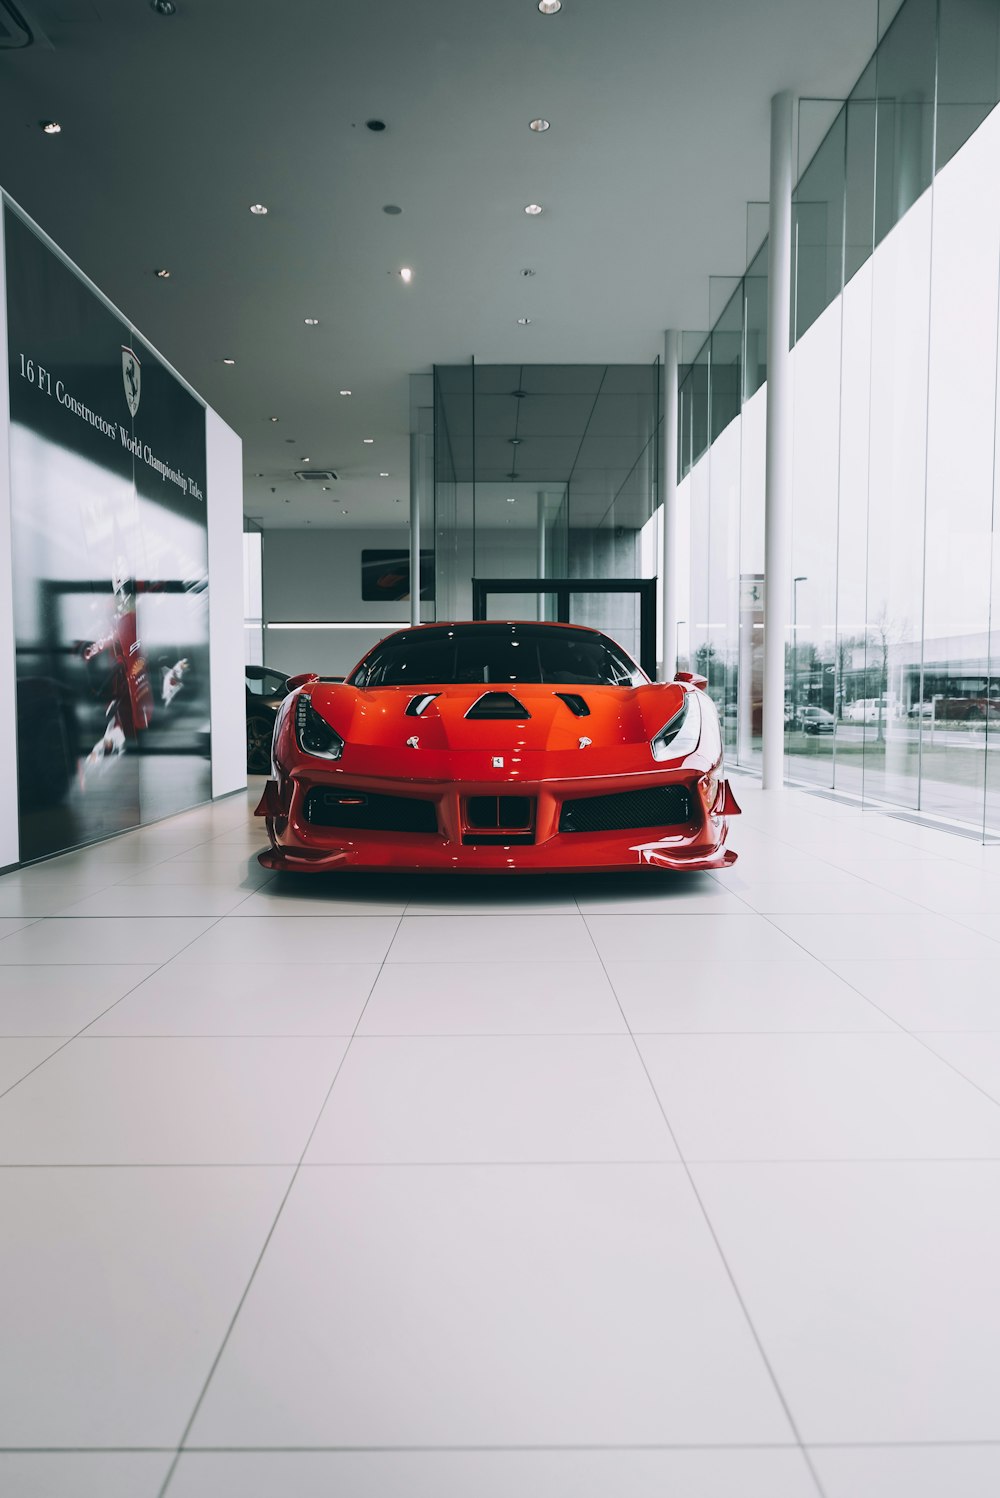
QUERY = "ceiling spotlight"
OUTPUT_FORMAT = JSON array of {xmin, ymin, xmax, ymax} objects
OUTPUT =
[
  {"xmin": 363, "ymin": 438, "xmax": 374, "ymax": 444},
  {"xmin": 300, "ymin": 456, "xmax": 310, "ymax": 462},
  {"xmin": 521, "ymin": 268, "xmax": 535, "ymax": 277},
  {"xmin": 399, "ymin": 267, "xmax": 413, "ymax": 283},
  {"xmin": 512, "ymin": 388, "xmax": 527, "ymax": 398},
  {"xmin": 339, "ymin": 389, "xmax": 352, "ymax": 396},
  {"xmin": 538, "ymin": 0, "xmax": 561, "ymax": 11},
  {"xmin": 366, "ymin": 119, "xmax": 387, "ymax": 132},
  {"xmin": 304, "ymin": 317, "xmax": 320, "ymax": 325},
  {"xmin": 517, "ymin": 317, "xmax": 532, "ymax": 325},
  {"xmin": 154, "ymin": 268, "xmax": 171, "ymax": 279},
  {"xmin": 222, "ymin": 358, "xmax": 236, "ymax": 365},
  {"xmin": 509, "ymin": 437, "xmax": 522, "ymax": 445},
  {"xmin": 524, "ymin": 204, "xmax": 543, "ymax": 216},
  {"xmin": 341, "ymin": 508, "xmax": 349, "ymax": 515},
  {"xmin": 249, "ymin": 203, "xmax": 268, "ymax": 215},
  {"xmin": 506, "ymin": 496, "xmax": 517, "ymax": 504},
  {"xmin": 379, "ymin": 472, "xmax": 389, "ymax": 478},
  {"xmin": 323, "ymin": 486, "xmax": 330, "ymax": 491},
  {"xmin": 269, "ymin": 416, "xmax": 279, "ymax": 422},
  {"xmin": 529, "ymin": 119, "xmax": 550, "ymax": 133},
  {"xmin": 40, "ymin": 120, "xmax": 62, "ymax": 135},
  {"xmin": 150, "ymin": 0, "xmax": 176, "ymax": 13},
  {"xmin": 383, "ymin": 204, "xmax": 403, "ymax": 215}
]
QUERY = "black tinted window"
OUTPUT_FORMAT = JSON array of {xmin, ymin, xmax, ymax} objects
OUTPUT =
[{"xmin": 353, "ymin": 626, "xmax": 644, "ymax": 687}]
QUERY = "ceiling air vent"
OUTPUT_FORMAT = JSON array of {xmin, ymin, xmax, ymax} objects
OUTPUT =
[{"xmin": 294, "ymin": 469, "xmax": 337, "ymax": 482}]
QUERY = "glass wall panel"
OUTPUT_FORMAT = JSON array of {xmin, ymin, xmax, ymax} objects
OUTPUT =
[
  {"xmin": 873, "ymin": 0, "xmax": 936, "ymax": 247},
  {"xmin": 793, "ymin": 103, "xmax": 847, "ymax": 341},
  {"xmin": 936, "ymin": 0, "xmax": 1000, "ymax": 173},
  {"xmin": 921, "ymin": 102, "xmax": 1000, "ymax": 823}
]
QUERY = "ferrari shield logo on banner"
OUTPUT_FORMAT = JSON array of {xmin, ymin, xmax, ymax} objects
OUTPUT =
[{"xmin": 121, "ymin": 346, "xmax": 141, "ymax": 418}]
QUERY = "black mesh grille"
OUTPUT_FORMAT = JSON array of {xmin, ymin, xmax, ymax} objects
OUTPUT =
[
  {"xmin": 304, "ymin": 787, "xmax": 437, "ymax": 833},
  {"xmin": 559, "ymin": 784, "xmax": 693, "ymax": 834},
  {"xmin": 466, "ymin": 796, "xmax": 534, "ymax": 830}
]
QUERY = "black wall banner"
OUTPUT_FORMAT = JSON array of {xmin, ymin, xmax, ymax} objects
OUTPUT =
[{"xmin": 4, "ymin": 204, "xmax": 211, "ymax": 860}]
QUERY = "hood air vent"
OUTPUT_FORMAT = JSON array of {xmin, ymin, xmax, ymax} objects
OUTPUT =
[
  {"xmin": 405, "ymin": 693, "xmax": 440, "ymax": 717},
  {"xmin": 465, "ymin": 691, "xmax": 530, "ymax": 720},
  {"xmin": 555, "ymin": 692, "xmax": 590, "ymax": 717}
]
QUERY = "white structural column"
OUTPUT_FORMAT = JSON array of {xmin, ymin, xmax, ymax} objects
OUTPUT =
[
  {"xmin": 762, "ymin": 90, "xmax": 795, "ymax": 788},
  {"xmin": 409, "ymin": 432, "xmax": 421, "ymax": 627},
  {"xmin": 660, "ymin": 329, "xmax": 680, "ymax": 681}
]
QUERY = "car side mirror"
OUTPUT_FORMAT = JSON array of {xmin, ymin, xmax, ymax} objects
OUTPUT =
[
  {"xmin": 286, "ymin": 672, "xmax": 320, "ymax": 690},
  {"xmin": 674, "ymin": 671, "xmax": 708, "ymax": 691}
]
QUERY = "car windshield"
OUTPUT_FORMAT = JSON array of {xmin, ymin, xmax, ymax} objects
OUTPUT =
[{"xmin": 352, "ymin": 625, "xmax": 646, "ymax": 687}]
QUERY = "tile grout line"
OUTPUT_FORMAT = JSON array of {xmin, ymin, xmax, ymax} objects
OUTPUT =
[
  {"xmin": 573, "ymin": 895, "xmax": 829, "ymax": 1498},
  {"xmin": 155, "ymin": 910, "xmax": 405, "ymax": 1498}
]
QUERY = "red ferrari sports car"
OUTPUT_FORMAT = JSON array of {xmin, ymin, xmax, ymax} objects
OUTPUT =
[{"xmin": 255, "ymin": 620, "xmax": 740, "ymax": 873}]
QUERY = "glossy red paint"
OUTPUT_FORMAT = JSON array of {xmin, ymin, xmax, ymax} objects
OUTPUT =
[{"xmin": 255, "ymin": 622, "xmax": 740, "ymax": 874}]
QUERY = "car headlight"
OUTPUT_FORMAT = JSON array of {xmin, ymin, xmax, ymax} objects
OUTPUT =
[
  {"xmin": 295, "ymin": 694, "xmax": 344, "ymax": 760},
  {"xmin": 651, "ymin": 693, "xmax": 702, "ymax": 761}
]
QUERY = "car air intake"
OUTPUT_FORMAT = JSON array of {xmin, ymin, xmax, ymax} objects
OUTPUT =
[
  {"xmin": 559, "ymin": 784, "xmax": 693, "ymax": 834},
  {"xmin": 555, "ymin": 693, "xmax": 590, "ymax": 716},
  {"xmin": 304, "ymin": 787, "xmax": 437, "ymax": 834},
  {"xmin": 466, "ymin": 796, "xmax": 534, "ymax": 830},
  {"xmin": 464, "ymin": 692, "xmax": 530, "ymax": 719},
  {"xmin": 405, "ymin": 693, "xmax": 440, "ymax": 717}
]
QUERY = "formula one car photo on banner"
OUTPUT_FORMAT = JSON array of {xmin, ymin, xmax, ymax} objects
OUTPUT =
[{"xmin": 255, "ymin": 621, "xmax": 740, "ymax": 874}]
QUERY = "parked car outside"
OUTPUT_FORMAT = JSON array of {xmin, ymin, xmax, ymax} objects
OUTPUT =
[
  {"xmin": 245, "ymin": 666, "xmax": 290, "ymax": 773},
  {"xmin": 798, "ymin": 706, "xmax": 835, "ymax": 735}
]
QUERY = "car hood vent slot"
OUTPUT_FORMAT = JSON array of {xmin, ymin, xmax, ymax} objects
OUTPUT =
[
  {"xmin": 555, "ymin": 692, "xmax": 590, "ymax": 717},
  {"xmin": 464, "ymin": 692, "xmax": 530, "ymax": 720},
  {"xmin": 405, "ymin": 693, "xmax": 440, "ymax": 717}
]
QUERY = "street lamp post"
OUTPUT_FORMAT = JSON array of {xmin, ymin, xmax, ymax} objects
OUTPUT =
[{"xmin": 792, "ymin": 576, "xmax": 807, "ymax": 728}]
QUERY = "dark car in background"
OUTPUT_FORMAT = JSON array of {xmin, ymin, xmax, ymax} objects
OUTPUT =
[{"xmin": 245, "ymin": 666, "xmax": 290, "ymax": 773}]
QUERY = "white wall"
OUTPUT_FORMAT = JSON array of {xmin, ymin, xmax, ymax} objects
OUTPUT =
[
  {"xmin": 206, "ymin": 410, "xmax": 247, "ymax": 798},
  {"xmin": 0, "ymin": 206, "xmax": 17, "ymax": 868}
]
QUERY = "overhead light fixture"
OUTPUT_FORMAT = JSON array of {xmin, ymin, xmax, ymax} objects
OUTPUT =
[
  {"xmin": 150, "ymin": 0, "xmax": 176, "ymax": 13},
  {"xmin": 154, "ymin": 268, "xmax": 171, "ymax": 279},
  {"xmin": 529, "ymin": 119, "xmax": 550, "ymax": 132},
  {"xmin": 399, "ymin": 267, "xmax": 413, "ymax": 283},
  {"xmin": 524, "ymin": 204, "xmax": 543, "ymax": 216},
  {"xmin": 509, "ymin": 437, "xmax": 522, "ymax": 445},
  {"xmin": 517, "ymin": 317, "xmax": 532, "ymax": 325},
  {"xmin": 506, "ymin": 496, "xmax": 517, "ymax": 504},
  {"xmin": 521, "ymin": 268, "xmax": 535, "ymax": 277},
  {"xmin": 379, "ymin": 472, "xmax": 389, "ymax": 478},
  {"xmin": 363, "ymin": 438, "xmax": 374, "ymax": 444},
  {"xmin": 538, "ymin": 0, "xmax": 561, "ymax": 11},
  {"xmin": 300, "ymin": 456, "xmax": 310, "ymax": 462},
  {"xmin": 40, "ymin": 120, "xmax": 62, "ymax": 135},
  {"xmin": 339, "ymin": 389, "xmax": 352, "ymax": 396},
  {"xmin": 512, "ymin": 388, "xmax": 527, "ymax": 398},
  {"xmin": 341, "ymin": 509, "xmax": 349, "ymax": 515},
  {"xmin": 269, "ymin": 416, "xmax": 279, "ymax": 422},
  {"xmin": 366, "ymin": 119, "xmax": 387, "ymax": 132},
  {"xmin": 383, "ymin": 204, "xmax": 403, "ymax": 215},
  {"xmin": 249, "ymin": 203, "xmax": 268, "ymax": 215},
  {"xmin": 222, "ymin": 358, "xmax": 236, "ymax": 365},
  {"xmin": 304, "ymin": 317, "xmax": 320, "ymax": 325}
]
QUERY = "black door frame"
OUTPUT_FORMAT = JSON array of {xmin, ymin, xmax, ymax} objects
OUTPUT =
[{"xmin": 471, "ymin": 577, "xmax": 658, "ymax": 680}]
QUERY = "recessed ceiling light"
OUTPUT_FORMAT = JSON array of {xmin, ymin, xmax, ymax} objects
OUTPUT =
[
  {"xmin": 154, "ymin": 268, "xmax": 171, "ymax": 279},
  {"xmin": 339, "ymin": 389, "xmax": 352, "ymax": 396},
  {"xmin": 269, "ymin": 416, "xmax": 279, "ymax": 422},
  {"xmin": 399, "ymin": 267, "xmax": 413, "ymax": 283},
  {"xmin": 323, "ymin": 486, "xmax": 330, "ymax": 491},
  {"xmin": 304, "ymin": 317, "xmax": 320, "ymax": 325},
  {"xmin": 512, "ymin": 388, "xmax": 527, "ymax": 398},
  {"xmin": 366, "ymin": 119, "xmax": 387, "ymax": 132},
  {"xmin": 507, "ymin": 470, "xmax": 518, "ymax": 479},
  {"xmin": 529, "ymin": 119, "xmax": 550, "ymax": 132},
  {"xmin": 524, "ymin": 204, "xmax": 543, "ymax": 216},
  {"xmin": 300, "ymin": 456, "xmax": 310, "ymax": 462},
  {"xmin": 521, "ymin": 268, "xmax": 535, "ymax": 277},
  {"xmin": 151, "ymin": 0, "xmax": 176, "ymax": 13},
  {"xmin": 341, "ymin": 508, "xmax": 349, "ymax": 515},
  {"xmin": 40, "ymin": 120, "xmax": 62, "ymax": 135},
  {"xmin": 517, "ymin": 317, "xmax": 532, "ymax": 325},
  {"xmin": 538, "ymin": 0, "xmax": 561, "ymax": 12},
  {"xmin": 363, "ymin": 438, "xmax": 374, "ymax": 444},
  {"xmin": 249, "ymin": 203, "xmax": 268, "ymax": 215},
  {"xmin": 383, "ymin": 204, "xmax": 403, "ymax": 215},
  {"xmin": 222, "ymin": 358, "xmax": 236, "ymax": 365},
  {"xmin": 509, "ymin": 437, "xmax": 522, "ymax": 445},
  {"xmin": 506, "ymin": 496, "xmax": 517, "ymax": 504},
  {"xmin": 379, "ymin": 472, "xmax": 389, "ymax": 478}
]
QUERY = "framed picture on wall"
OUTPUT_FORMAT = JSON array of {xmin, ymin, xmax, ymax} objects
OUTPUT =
[{"xmin": 361, "ymin": 549, "xmax": 435, "ymax": 602}]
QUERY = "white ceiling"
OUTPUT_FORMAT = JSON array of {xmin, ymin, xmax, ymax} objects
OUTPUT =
[{"xmin": 0, "ymin": 0, "xmax": 897, "ymax": 528}]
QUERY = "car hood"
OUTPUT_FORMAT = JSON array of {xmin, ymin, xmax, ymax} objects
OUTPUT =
[{"xmin": 306, "ymin": 680, "xmax": 690, "ymax": 754}]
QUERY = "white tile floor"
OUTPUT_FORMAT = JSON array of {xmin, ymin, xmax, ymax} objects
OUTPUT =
[{"xmin": 2, "ymin": 775, "xmax": 1000, "ymax": 1496}]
